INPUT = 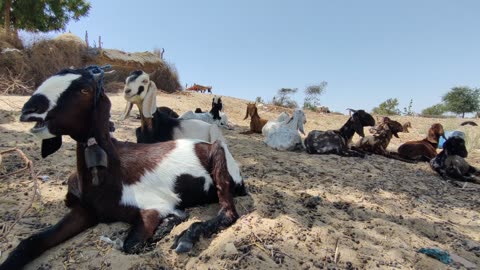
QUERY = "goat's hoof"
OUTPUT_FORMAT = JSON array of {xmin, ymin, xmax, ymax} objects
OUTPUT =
[
  {"xmin": 123, "ymin": 242, "xmax": 144, "ymax": 254},
  {"xmin": 174, "ymin": 241, "xmax": 193, "ymax": 253}
]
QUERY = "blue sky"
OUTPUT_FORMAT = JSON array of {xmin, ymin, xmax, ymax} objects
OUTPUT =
[{"xmin": 62, "ymin": 0, "xmax": 479, "ymax": 113}]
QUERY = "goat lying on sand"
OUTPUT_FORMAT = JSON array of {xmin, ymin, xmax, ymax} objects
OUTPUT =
[
  {"xmin": 355, "ymin": 118, "xmax": 403, "ymax": 156},
  {"xmin": 430, "ymin": 136, "xmax": 480, "ymax": 185},
  {"xmin": 264, "ymin": 109, "xmax": 307, "ymax": 151},
  {"xmin": 242, "ymin": 103, "xmax": 268, "ymax": 134},
  {"xmin": 180, "ymin": 96, "xmax": 232, "ymax": 129},
  {"xmin": 397, "ymin": 123, "xmax": 445, "ymax": 162},
  {"xmin": 305, "ymin": 109, "xmax": 375, "ymax": 157},
  {"xmin": 120, "ymin": 70, "xmax": 224, "ymax": 143},
  {"xmin": 0, "ymin": 67, "xmax": 247, "ymax": 270},
  {"xmin": 261, "ymin": 111, "xmax": 292, "ymax": 137}
]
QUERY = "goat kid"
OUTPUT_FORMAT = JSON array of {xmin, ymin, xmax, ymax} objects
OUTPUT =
[
  {"xmin": 0, "ymin": 68, "xmax": 246, "ymax": 270},
  {"xmin": 397, "ymin": 123, "xmax": 445, "ymax": 162},
  {"xmin": 305, "ymin": 109, "xmax": 375, "ymax": 157},
  {"xmin": 120, "ymin": 70, "xmax": 224, "ymax": 143},
  {"xmin": 430, "ymin": 136, "xmax": 480, "ymax": 185},
  {"xmin": 355, "ymin": 118, "xmax": 403, "ymax": 156}
]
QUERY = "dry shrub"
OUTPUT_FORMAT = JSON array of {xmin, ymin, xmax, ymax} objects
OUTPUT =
[
  {"xmin": 28, "ymin": 39, "xmax": 86, "ymax": 87},
  {"xmin": 0, "ymin": 29, "xmax": 24, "ymax": 50},
  {"xmin": 150, "ymin": 62, "xmax": 181, "ymax": 93}
]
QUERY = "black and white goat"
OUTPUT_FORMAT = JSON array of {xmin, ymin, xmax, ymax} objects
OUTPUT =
[
  {"xmin": 120, "ymin": 70, "xmax": 224, "ymax": 143},
  {"xmin": 430, "ymin": 136, "xmax": 480, "ymax": 185},
  {"xmin": 180, "ymin": 96, "xmax": 232, "ymax": 129},
  {"xmin": 0, "ymin": 68, "xmax": 246, "ymax": 270},
  {"xmin": 304, "ymin": 109, "xmax": 375, "ymax": 157}
]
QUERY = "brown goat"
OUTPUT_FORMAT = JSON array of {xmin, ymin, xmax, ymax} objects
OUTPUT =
[
  {"xmin": 356, "ymin": 118, "xmax": 403, "ymax": 156},
  {"xmin": 402, "ymin": 121, "xmax": 412, "ymax": 132},
  {"xmin": 397, "ymin": 123, "xmax": 445, "ymax": 161},
  {"xmin": 242, "ymin": 103, "xmax": 268, "ymax": 134}
]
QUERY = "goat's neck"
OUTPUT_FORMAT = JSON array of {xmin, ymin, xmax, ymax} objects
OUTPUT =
[
  {"xmin": 136, "ymin": 103, "xmax": 153, "ymax": 132},
  {"xmin": 75, "ymin": 130, "xmax": 122, "ymax": 193},
  {"xmin": 338, "ymin": 118, "xmax": 356, "ymax": 140}
]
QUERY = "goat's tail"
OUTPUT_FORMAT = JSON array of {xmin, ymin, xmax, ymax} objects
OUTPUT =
[
  {"xmin": 209, "ymin": 124, "xmax": 226, "ymax": 143},
  {"xmin": 209, "ymin": 140, "xmax": 246, "ymax": 196}
]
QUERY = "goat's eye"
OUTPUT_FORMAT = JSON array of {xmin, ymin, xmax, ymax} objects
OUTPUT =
[
  {"xmin": 81, "ymin": 89, "xmax": 90, "ymax": 94},
  {"xmin": 142, "ymin": 79, "xmax": 148, "ymax": 84}
]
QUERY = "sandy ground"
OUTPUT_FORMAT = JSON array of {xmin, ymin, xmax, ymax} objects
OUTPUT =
[{"xmin": 0, "ymin": 92, "xmax": 479, "ymax": 270}]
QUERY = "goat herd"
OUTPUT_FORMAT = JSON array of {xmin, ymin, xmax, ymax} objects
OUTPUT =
[{"xmin": 1, "ymin": 66, "xmax": 479, "ymax": 269}]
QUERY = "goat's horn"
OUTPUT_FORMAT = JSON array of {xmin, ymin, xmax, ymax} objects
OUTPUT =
[{"xmin": 346, "ymin": 108, "xmax": 357, "ymax": 113}]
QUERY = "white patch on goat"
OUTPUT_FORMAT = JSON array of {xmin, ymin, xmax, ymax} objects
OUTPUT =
[
  {"xmin": 175, "ymin": 119, "xmax": 222, "ymax": 143},
  {"xmin": 34, "ymin": 73, "xmax": 82, "ymax": 109},
  {"xmin": 124, "ymin": 72, "xmax": 150, "ymax": 100},
  {"xmin": 120, "ymin": 140, "xmax": 213, "ymax": 217}
]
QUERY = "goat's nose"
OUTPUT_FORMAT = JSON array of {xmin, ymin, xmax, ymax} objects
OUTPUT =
[
  {"xmin": 125, "ymin": 89, "xmax": 132, "ymax": 94},
  {"xmin": 21, "ymin": 107, "xmax": 38, "ymax": 115}
]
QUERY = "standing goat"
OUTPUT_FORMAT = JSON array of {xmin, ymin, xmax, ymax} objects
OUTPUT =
[
  {"xmin": 180, "ymin": 96, "xmax": 232, "ymax": 129},
  {"xmin": 430, "ymin": 136, "xmax": 480, "ymax": 184},
  {"xmin": 0, "ymin": 67, "xmax": 246, "ymax": 270},
  {"xmin": 242, "ymin": 103, "xmax": 268, "ymax": 134},
  {"xmin": 263, "ymin": 109, "xmax": 307, "ymax": 151},
  {"xmin": 120, "ymin": 70, "xmax": 224, "ymax": 143},
  {"xmin": 397, "ymin": 123, "xmax": 445, "ymax": 161},
  {"xmin": 304, "ymin": 109, "xmax": 375, "ymax": 157}
]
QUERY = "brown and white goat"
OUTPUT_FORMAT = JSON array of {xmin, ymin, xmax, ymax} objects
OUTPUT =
[
  {"xmin": 242, "ymin": 103, "xmax": 268, "ymax": 134},
  {"xmin": 0, "ymin": 68, "xmax": 246, "ymax": 270},
  {"xmin": 397, "ymin": 123, "xmax": 445, "ymax": 162},
  {"xmin": 355, "ymin": 118, "xmax": 403, "ymax": 156}
]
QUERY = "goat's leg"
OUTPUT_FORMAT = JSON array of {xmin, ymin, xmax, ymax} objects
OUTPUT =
[
  {"xmin": 151, "ymin": 213, "xmax": 188, "ymax": 242},
  {"xmin": 123, "ymin": 209, "xmax": 161, "ymax": 254},
  {"xmin": 0, "ymin": 206, "xmax": 96, "ymax": 270},
  {"xmin": 172, "ymin": 144, "xmax": 239, "ymax": 253}
]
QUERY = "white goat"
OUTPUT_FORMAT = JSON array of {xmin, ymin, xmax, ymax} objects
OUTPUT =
[
  {"xmin": 120, "ymin": 70, "xmax": 225, "ymax": 143},
  {"xmin": 180, "ymin": 96, "xmax": 233, "ymax": 129},
  {"xmin": 261, "ymin": 111, "xmax": 291, "ymax": 137},
  {"xmin": 264, "ymin": 109, "xmax": 307, "ymax": 151}
]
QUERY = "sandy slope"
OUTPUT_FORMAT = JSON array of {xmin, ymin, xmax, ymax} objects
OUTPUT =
[{"xmin": 0, "ymin": 92, "xmax": 479, "ymax": 270}]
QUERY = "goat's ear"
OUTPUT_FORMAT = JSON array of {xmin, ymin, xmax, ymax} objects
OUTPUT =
[
  {"xmin": 142, "ymin": 82, "xmax": 157, "ymax": 118},
  {"xmin": 119, "ymin": 101, "xmax": 133, "ymax": 120},
  {"xmin": 298, "ymin": 118, "xmax": 305, "ymax": 135},
  {"xmin": 41, "ymin": 136, "xmax": 62, "ymax": 158},
  {"xmin": 353, "ymin": 116, "xmax": 365, "ymax": 137},
  {"xmin": 392, "ymin": 131, "xmax": 400, "ymax": 138},
  {"xmin": 427, "ymin": 127, "xmax": 438, "ymax": 143},
  {"xmin": 243, "ymin": 106, "xmax": 250, "ymax": 120}
]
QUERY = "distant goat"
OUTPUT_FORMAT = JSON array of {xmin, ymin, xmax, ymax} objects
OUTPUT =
[
  {"xmin": 1, "ymin": 67, "xmax": 246, "ymax": 270},
  {"xmin": 180, "ymin": 96, "xmax": 232, "ymax": 129},
  {"xmin": 264, "ymin": 109, "xmax": 307, "ymax": 151},
  {"xmin": 121, "ymin": 70, "xmax": 225, "ymax": 143},
  {"xmin": 397, "ymin": 123, "xmax": 445, "ymax": 162},
  {"xmin": 305, "ymin": 109, "xmax": 375, "ymax": 157},
  {"xmin": 242, "ymin": 103, "xmax": 268, "ymax": 134},
  {"xmin": 430, "ymin": 136, "xmax": 480, "ymax": 184},
  {"xmin": 402, "ymin": 121, "xmax": 412, "ymax": 132}
]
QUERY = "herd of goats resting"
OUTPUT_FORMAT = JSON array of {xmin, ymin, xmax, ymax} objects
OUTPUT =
[{"xmin": 1, "ymin": 66, "xmax": 479, "ymax": 269}]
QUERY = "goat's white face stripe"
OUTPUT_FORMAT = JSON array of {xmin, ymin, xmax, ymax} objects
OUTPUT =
[
  {"xmin": 34, "ymin": 73, "xmax": 81, "ymax": 110},
  {"xmin": 120, "ymin": 140, "xmax": 213, "ymax": 217}
]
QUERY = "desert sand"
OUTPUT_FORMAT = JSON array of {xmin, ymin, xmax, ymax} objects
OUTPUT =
[{"xmin": 0, "ymin": 92, "xmax": 479, "ymax": 270}]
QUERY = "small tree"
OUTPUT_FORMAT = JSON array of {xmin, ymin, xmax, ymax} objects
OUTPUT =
[
  {"xmin": 442, "ymin": 86, "xmax": 480, "ymax": 118},
  {"xmin": 421, "ymin": 103, "xmax": 446, "ymax": 117},
  {"xmin": 372, "ymin": 98, "xmax": 401, "ymax": 115},
  {"xmin": 303, "ymin": 81, "xmax": 328, "ymax": 110},
  {"xmin": 1, "ymin": 0, "xmax": 90, "ymax": 36},
  {"xmin": 255, "ymin": 96, "xmax": 264, "ymax": 103},
  {"xmin": 403, "ymin": 99, "xmax": 415, "ymax": 116},
  {"xmin": 272, "ymin": 88, "xmax": 298, "ymax": 108}
]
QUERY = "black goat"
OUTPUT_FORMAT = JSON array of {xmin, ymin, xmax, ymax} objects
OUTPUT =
[
  {"xmin": 304, "ymin": 109, "xmax": 375, "ymax": 157},
  {"xmin": 0, "ymin": 67, "xmax": 246, "ymax": 269},
  {"xmin": 430, "ymin": 136, "xmax": 480, "ymax": 184}
]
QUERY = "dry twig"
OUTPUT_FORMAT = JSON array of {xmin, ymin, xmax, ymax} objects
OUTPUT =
[{"xmin": 0, "ymin": 148, "xmax": 41, "ymax": 240}]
